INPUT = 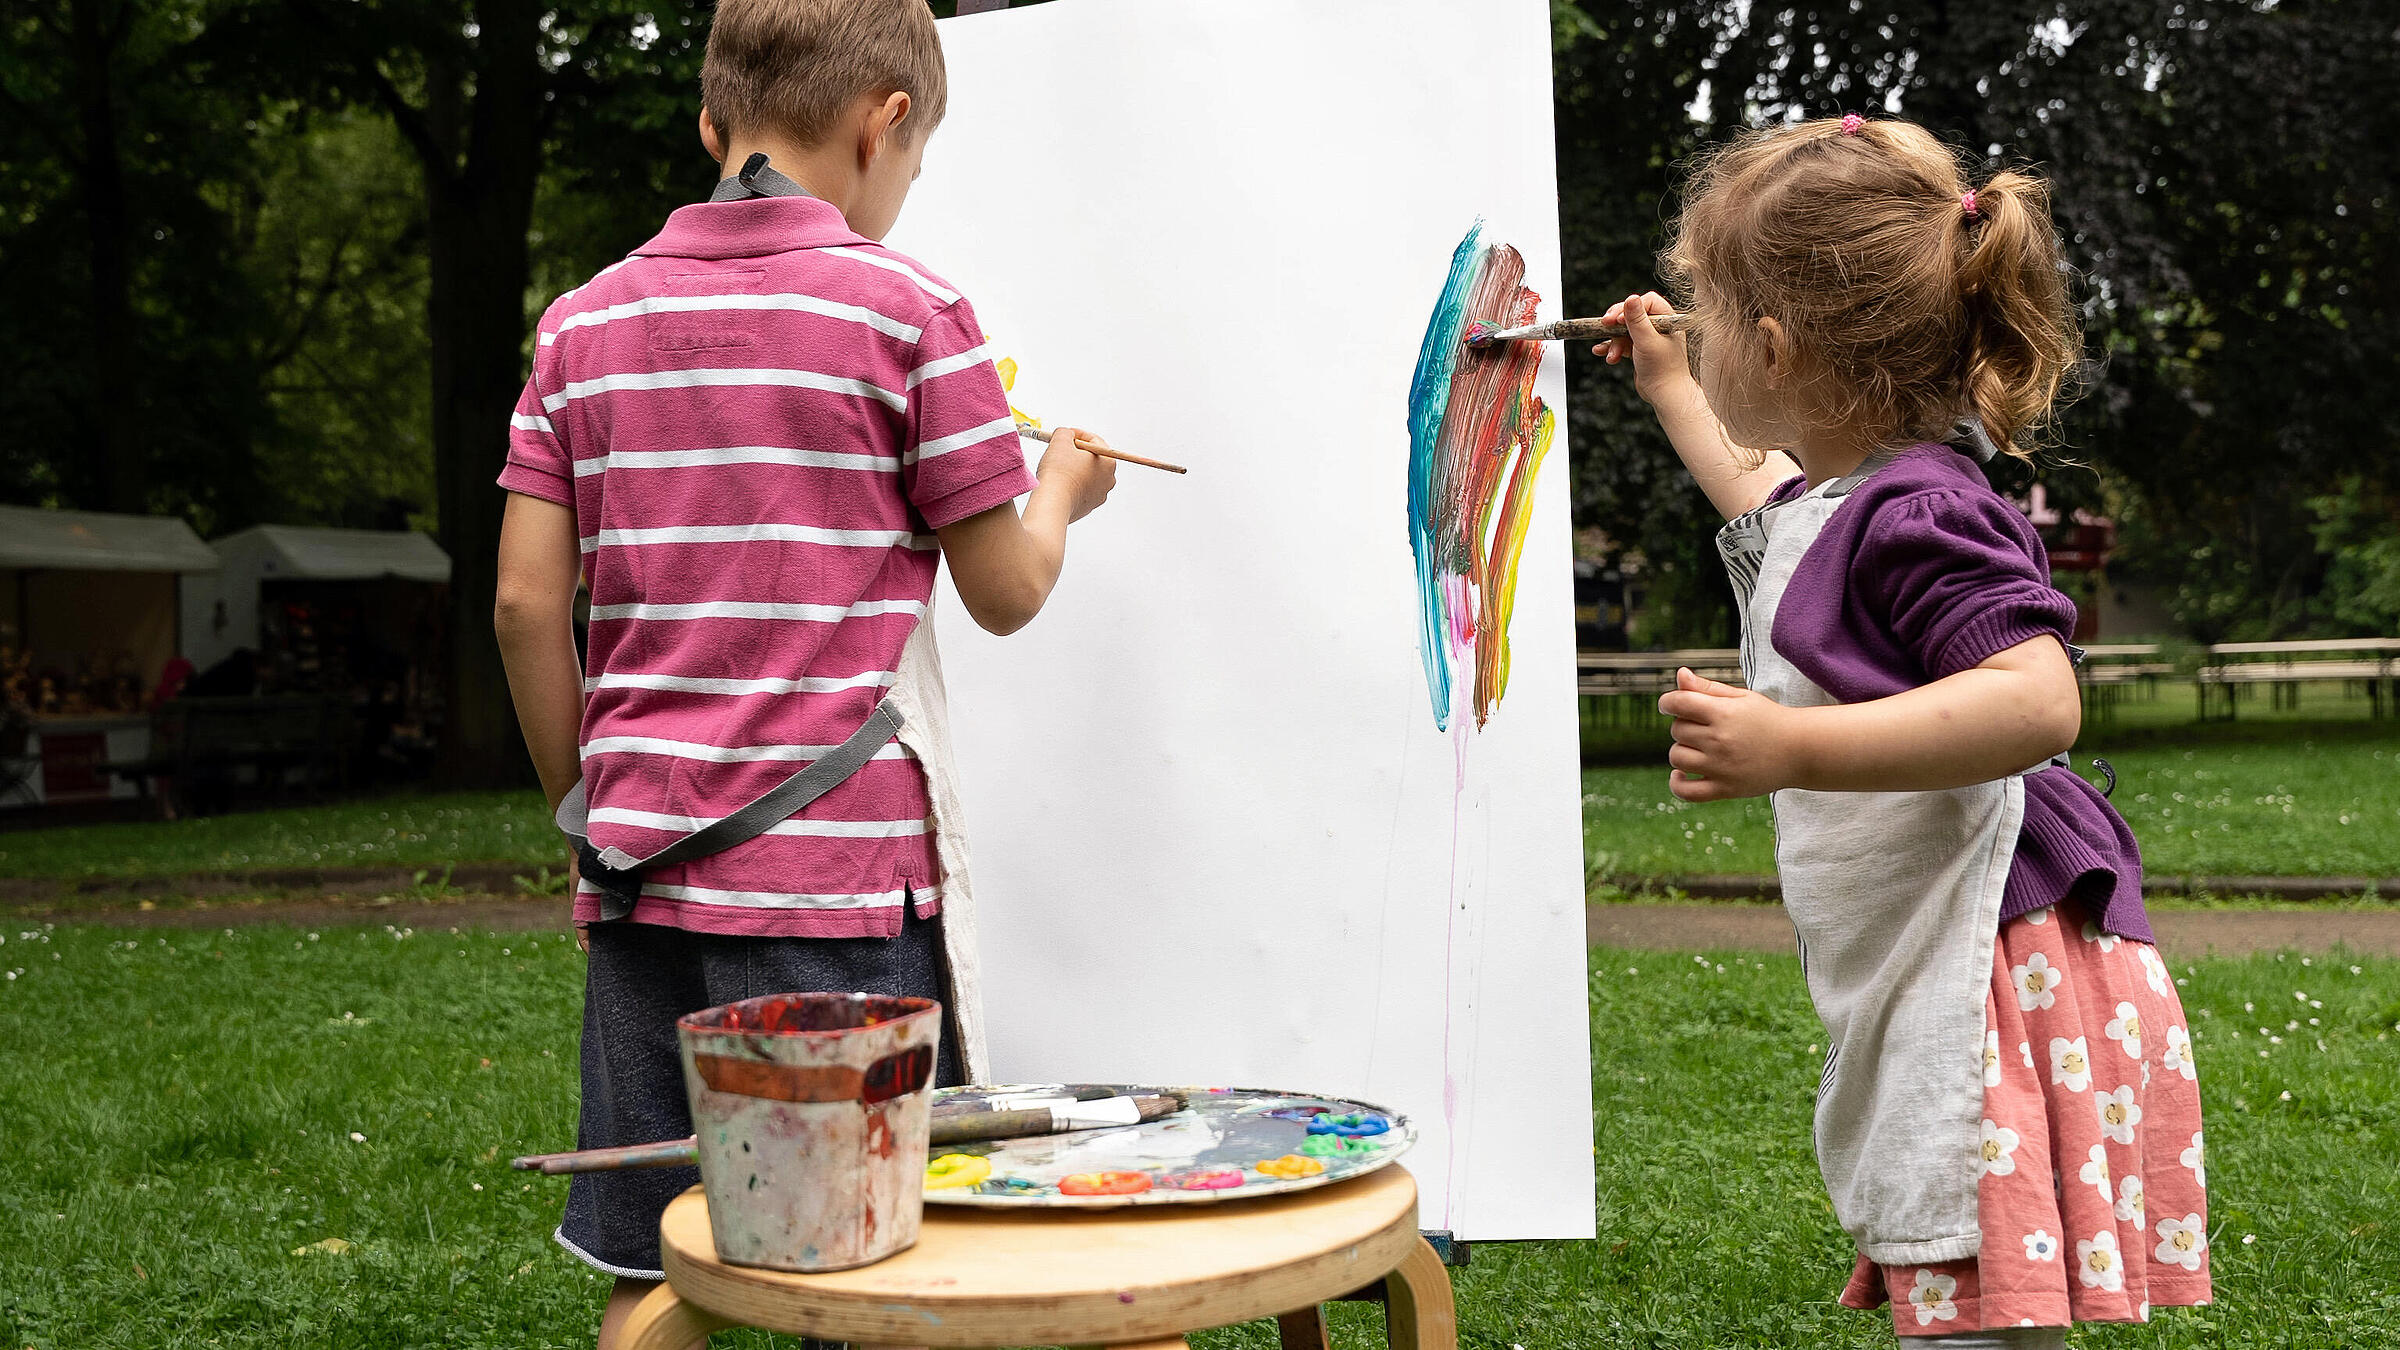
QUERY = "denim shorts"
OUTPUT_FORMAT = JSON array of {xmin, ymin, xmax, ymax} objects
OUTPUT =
[{"xmin": 555, "ymin": 903, "xmax": 961, "ymax": 1278}]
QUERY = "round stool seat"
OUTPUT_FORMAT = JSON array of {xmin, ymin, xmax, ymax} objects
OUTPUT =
[{"xmin": 652, "ymin": 1164, "xmax": 1425, "ymax": 1347}]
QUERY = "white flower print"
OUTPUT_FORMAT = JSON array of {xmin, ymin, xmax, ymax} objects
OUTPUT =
[
  {"xmin": 2181, "ymin": 1131, "xmax": 2206, "ymax": 1189},
  {"xmin": 2155, "ymin": 1213, "xmax": 2209, "ymax": 1271},
  {"xmin": 1980, "ymin": 1117, "xmax": 2022, "ymax": 1177},
  {"xmin": 2138, "ymin": 944, "xmax": 2173, "ymax": 996},
  {"xmin": 2080, "ymin": 919, "xmax": 2120, "ymax": 951},
  {"xmin": 2115, "ymin": 1173, "xmax": 2148, "ymax": 1230},
  {"xmin": 2022, "ymin": 1228, "xmax": 2061, "ymax": 1263},
  {"xmin": 2164, "ymin": 1024, "xmax": 2198, "ymax": 1082},
  {"xmin": 2076, "ymin": 1228, "xmax": 2126, "ymax": 1291},
  {"xmin": 2019, "ymin": 1039, "xmax": 2035, "ymax": 1070},
  {"xmin": 2025, "ymin": 905, "xmax": 2052, "ymax": 925},
  {"xmin": 2079, "ymin": 1143, "xmax": 2114, "ymax": 1203},
  {"xmin": 2096, "ymin": 1084, "xmax": 2143, "ymax": 1145},
  {"xmin": 1984, "ymin": 1029, "xmax": 2004, "ymax": 1087},
  {"xmin": 2013, "ymin": 952, "xmax": 2064, "ymax": 1010},
  {"xmin": 1908, "ymin": 1268, "xmax": 1960, "ymax": 1326},
  {"xmin": 2050, "ymin": 1036, "xmax": 2094, "ymax": 1092},
  {"xmin": 2105, "ymin": 1001, "xmax": 2146, "ymax": 1058}
]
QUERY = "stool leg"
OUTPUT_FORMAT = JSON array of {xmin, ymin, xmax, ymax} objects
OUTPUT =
[
  {"xmin": 618, "ymin": 1282, "xmax": 734, "ymax": 1350},
  {"xmin": 1277, "ymin": 1307, "xmax": 1332, "ymax": 1350},
  {"xmin": 1382, "ymin": 1237, "xmax": 1457, "ymax": 1350},
  {"xmin": 1089, "ymin": 1339, "xmax": 1189, "ymax": 1350}
]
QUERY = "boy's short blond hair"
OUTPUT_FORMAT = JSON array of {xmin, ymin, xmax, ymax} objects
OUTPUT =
[{"xmin": 702, "ymin": 0, "xmax": 947, "ymax": 147}]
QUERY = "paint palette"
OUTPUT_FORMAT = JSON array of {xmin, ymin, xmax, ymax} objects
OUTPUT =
[{"xmin": 921, "ymin": 1085, "xmax": 1415, "ymax": 1209}]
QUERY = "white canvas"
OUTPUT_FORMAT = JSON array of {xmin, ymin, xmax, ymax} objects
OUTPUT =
[{"xmin": 890, "ymin": 0, "xmax": 1593, "ymax": 1239}]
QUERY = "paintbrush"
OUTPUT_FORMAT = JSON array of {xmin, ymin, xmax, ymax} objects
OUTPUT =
[
  {"xmin": 508, "ymin": 1093, "xmax": 1190, "ymax": 1175},
  {"xmin": 1464, "ymin": 312, "xmax": 1693, "ymax": 346},
  {"xmin": 1015, "ymin": 424, "xmax": 1189, "ymax": 475}
]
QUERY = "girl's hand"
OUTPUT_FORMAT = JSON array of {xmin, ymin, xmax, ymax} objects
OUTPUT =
[
  {"xmin": 1658, "ymin": 668, "xmax": 1804, "ymax": 802},
  {"xmin": 1593, "ymin": 291, "xmax": 1693, "ymax": 405}
]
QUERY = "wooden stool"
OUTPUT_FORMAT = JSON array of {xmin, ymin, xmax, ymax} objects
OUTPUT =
[{"xmin": 622, "ymin": 1163, "xmax": 1456, "ymax": 1350}]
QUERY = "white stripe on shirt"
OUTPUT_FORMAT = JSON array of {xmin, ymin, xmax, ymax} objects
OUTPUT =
[
  {"xmin": 543, "ymin": 293, "xmax": 924, "ymax": 345},
  {"xmin": 581, "ymin": 736, "xmax": 913, "ymax": 764},
  {"xmin": 511, "ymin": 413, "xmax": 555, "ymax": 434},
  {"xmin": 586, "ymin": 806, "xmax": 929, "ymax": 839},
  {"xmin": 586, "ymin": 670, "xmax": 899, "ymax": 697},
  {"xmin": 587, "ymin": 598, "xmax": 927, "ymax": 623},
  {"xmin": 820, "ymin": 246, "xmax": 959, "ymax": 304},
  {"xmin": 542, "ymin": 368, "xmax": 908, "ymax": 415},
  {"xmin": 580, "ymin": 880, "xmax": 940, "ymax": 911},
  {"xmin": 904, "ymin": 342, "xmax": 992, "ymax": 390},
  {"xmin": 909, "ymin": 414, "xmax": 1021, "ymax": 465},
  {"xmin": 573, "ymin": 446, "xmax": 899, "ymax": 477},
  {"xmin": 580, "ymin": 524, "xmax": 934, "ymax": 554}
]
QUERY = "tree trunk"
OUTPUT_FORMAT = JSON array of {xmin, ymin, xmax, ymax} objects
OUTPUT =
[
  {"xmin": 426, "ymin": 0, "xmax": 545, "ymax": 786},
  {"xmin": 70, "ymin": 0, "xmax": 140, "ymax": 512}
]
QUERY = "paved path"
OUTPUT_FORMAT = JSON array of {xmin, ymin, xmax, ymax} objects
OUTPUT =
[{"xmin": 1587, "ymin": 903, "xmax": 2400, "ymax": 958}]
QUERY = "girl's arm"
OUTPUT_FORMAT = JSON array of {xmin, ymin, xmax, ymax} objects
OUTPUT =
[
  {"xmin": 493, "ymin": 492, "xmax": 587, "ymax": 811},
  {"xmin": 1657, "ymin": 636, "xmax": 2081, "ymax": 800},
  {"xmin": 1599, "ymin": 292, "xmax": 1801, "ymax": 520}
]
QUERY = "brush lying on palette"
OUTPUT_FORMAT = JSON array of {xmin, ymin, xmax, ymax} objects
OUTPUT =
[{"xmin": 512, "ymin": 1084, "xmax": 1415, "ymax": 1209}]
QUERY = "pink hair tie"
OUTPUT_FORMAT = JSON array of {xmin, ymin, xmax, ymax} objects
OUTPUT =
[
  {"xmin": 1839, "ymin": 113, "xmax": 1865, "ymax": 135},
  {"xmin": 1961, "ymin": 189, "xmax": 1980, "ymax": 220}
]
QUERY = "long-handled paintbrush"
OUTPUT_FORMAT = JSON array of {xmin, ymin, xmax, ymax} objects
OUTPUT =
[
  {"xmin": 1465, "ymin": 312, "xmax": 1693, "ymax": 346},
  {"xmin": 508, "ymin": 1092, "xmax": 1189, "ymax": 1175},
  {"xmin": 1015, "ymin": 424, "xmax": 1188, "ymax": 475}
]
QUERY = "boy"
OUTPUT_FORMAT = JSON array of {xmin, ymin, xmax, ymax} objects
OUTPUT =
[{"xmin": 491, "ymin": 1, "xmax": 1115, "ymax": 1342}]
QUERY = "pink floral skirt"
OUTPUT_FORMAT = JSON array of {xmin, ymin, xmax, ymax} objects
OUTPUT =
[{"xmin": 1841, "ymin": 901, "xmax": 2213, "ymax": 1334}]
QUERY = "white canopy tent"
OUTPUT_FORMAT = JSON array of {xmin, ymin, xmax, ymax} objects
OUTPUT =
[{"xmin": 184, "ymin": 526, "xmax": 451, "ymax": 672}]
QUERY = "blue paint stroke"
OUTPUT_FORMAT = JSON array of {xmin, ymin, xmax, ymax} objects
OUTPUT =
[{"xmin": 1406, "ymin": 222, "xmax": 1485, "ymax": 731}]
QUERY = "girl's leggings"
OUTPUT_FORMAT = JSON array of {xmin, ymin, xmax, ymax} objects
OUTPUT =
[{"xmin": 1920, "ymin": 1331, "xmax": 2066, "ymax": 1350}]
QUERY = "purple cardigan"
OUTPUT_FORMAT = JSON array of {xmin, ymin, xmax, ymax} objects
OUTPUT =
[{"xmin": 1761, "ymin": 444, "xmax": 2153, "ymax": 943}]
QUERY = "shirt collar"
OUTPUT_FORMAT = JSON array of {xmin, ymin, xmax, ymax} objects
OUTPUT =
[{"xmin": 632, "ymin": 194, "xmax": 869, "ymax": 260}]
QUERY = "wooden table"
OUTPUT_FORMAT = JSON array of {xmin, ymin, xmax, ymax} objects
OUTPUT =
[{"xmin": 621, "ymin": 1163, "xmax": 1455, "ymax": 1350}]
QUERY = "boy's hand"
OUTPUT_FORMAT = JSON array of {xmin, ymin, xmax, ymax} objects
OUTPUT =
[
  {"xmin": 1036, "ymin": 426, "xmax": 1118, "ymax": 523},
  {"xmin": 1658, "ymin": 667, "xmax": 1803, "ymax": 802},
  {"xmin": 1593, "ymin": 291, "xmax": 1693, "ymax": 405}
]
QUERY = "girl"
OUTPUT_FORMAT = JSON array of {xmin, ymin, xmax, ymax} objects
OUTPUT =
[{"xmin": 1600, "ymin": 116, "xmax": 2211, "ymax": 1347}]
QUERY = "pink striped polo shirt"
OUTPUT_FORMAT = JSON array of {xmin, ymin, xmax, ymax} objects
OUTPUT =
[{"xmin": 498, "ymin": 194, "xmax": 1034, "ymax": 938}]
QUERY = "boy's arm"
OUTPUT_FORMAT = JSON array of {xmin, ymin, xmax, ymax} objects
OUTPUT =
[
  {"xmin": 494, "ymin": 492, "xmax": 586, "ymax": 810},
  {"xmin": 936, "ymin": 427, "xmax": 1116, "ymax": 635},
  {"xmin": 1601, "ymin": 292, "xmax": 1800, "ymax": 520}
]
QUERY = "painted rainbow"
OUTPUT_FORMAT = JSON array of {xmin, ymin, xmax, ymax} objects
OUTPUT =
[{"xmin": 1405, "ymin": 221, "xmax": 1557, "ymax": 732}]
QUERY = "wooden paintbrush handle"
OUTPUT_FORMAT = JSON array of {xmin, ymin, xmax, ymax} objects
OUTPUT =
[
  {"xmin": 1015, "ymin": 424, "xmax": 1189, "ymax": 475},
  {"xmin": 1552, "ymin": 312, "xmax": 1691, "ymax": 339}
]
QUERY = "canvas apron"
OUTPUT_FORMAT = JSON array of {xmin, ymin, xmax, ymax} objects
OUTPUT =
[{"xmin": 1720, "ymin": 467, "xmax": 2024, "ymax": 1265}]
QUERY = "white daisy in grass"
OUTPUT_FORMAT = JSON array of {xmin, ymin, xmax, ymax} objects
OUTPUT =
[
  {"xmin": 2023, "ymin": 1228, "xmax": 2061, "ymax": 1262},
  {"xmin": 2025, "ymin": 906, "xmax": 2053, "ymax": 925},
  {"xmin": 2019, "ymin": 1039, "xmax": 2035, "ymax": 1070},
  {"xmin": 2164, "ymin": 1024, "xmax": 2198, "ymax": 1081},
  {"xmin": 2096, "ymin": 1084, "xmax": 2142, "ymax": 1145},
  {"xmin": 1979, "ymin": 1118, "xmax": 2022, "ymax": 1177},
  {"xmin": 2181, "ymin": 1131, "xmax": 2206, "ymax": 1188},
  {"xmin": 2115, "ymin": 1172, "xmax": 2148, "ymax": 1230},
  {"xmin": 1908, "ymin": 1268, "xmax": 1960, "ymax": 1326},
  {"xmin": 2013, "ymin": 952, "xmax": 2064, "ymax": 1010},
  {"xmin": 1984, "ymin": 1030, "xmax": 2004, "ymax": 1087},
  {"xmin": 2050, "ymin": 1036, "xmax": 2093, "ymax": 1092},
  {"xmin": 2105, "ymin": 1001, "xmax": 2145, "ymax": 1059},
  {"xmin": 2076, "ymin": 1229, "xmax": 2126, "ymax": 1291},
  {"xmin": 2155, "ymin": 1213, "xmax": 2209, "ymax": 1271},
  {"xmin": 2138, "ymin": 944, "xmax": 2173, "ymax": 996},
  {"xmin": 2080, "ymin": 919, "xmax": 2120, "ymax": 951},
  {"xmin": 2079, "ymin": 1144, "xmax": 2114, "ymax": 1203}
]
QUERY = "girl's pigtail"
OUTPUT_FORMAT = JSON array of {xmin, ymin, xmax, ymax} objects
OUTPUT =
[{"xmin": 1956, "ymin": 169, "xmax": 2079, "ymax": 452}]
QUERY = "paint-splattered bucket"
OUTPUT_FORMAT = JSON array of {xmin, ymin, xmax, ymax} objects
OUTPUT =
[{"xmin": 676, "ymin": 992, "xmax": 941, "ymax": 1272}]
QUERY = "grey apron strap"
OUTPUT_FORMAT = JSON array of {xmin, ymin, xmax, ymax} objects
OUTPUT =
[{"xmin": 556, "ymin": 697, "xmax": 905, "ymax": 871}]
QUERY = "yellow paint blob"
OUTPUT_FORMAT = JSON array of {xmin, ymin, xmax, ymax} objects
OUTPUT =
[{"xmin": 925, "ymin": 1154, "xmax": 993, "ymax": 1190}]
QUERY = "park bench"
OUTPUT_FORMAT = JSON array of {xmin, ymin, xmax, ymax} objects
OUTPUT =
[
  {"xmin": 1577, "ymin": 648, "xmax": 1745, "ymax": 733},
  {"xmin": 2194, "ymin": 638, "xmax": 2400, "ymax": 720},
  {"xmin": 2074, "ymin": 643, "xmax": 2177, "ymax": 723},
  {"xmin": 106, "ymin": 693, "xmax": 354, "ymax": 816}
]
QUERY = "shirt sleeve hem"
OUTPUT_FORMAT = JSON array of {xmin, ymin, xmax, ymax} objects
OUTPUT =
[
  {"xmin": 915, "ymin": 463, "xmax": 1036, "ymax": 530},
  {"xmin": 1928, "ymin": 606, "xmax": 2072, "ymax": 680},
  {"xmin": 498, "ymin": 460, "xmax": 575, "ymax": 507}
]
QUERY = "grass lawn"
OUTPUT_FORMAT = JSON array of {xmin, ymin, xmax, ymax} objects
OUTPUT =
[
  {"xmin": 0, "ymin": 791, "xmax": 559, "ymax": 881},
  {"xmin": 1585, "ymin": 719, "xmax": 2400, "ymax": 884},
  {"xmin": 4, "ymin": 924, "xmax": 2396, "ymax": 1347}
]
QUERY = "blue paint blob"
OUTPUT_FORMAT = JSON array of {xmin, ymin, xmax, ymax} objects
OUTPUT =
[
  {"xmin": 1405, "ymin": 221, "xmax": 1486, "ymax": 732},
  {"xmin": 1305, "ymin": 1112, "xmax": 1393, "ymax": 1138}
]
